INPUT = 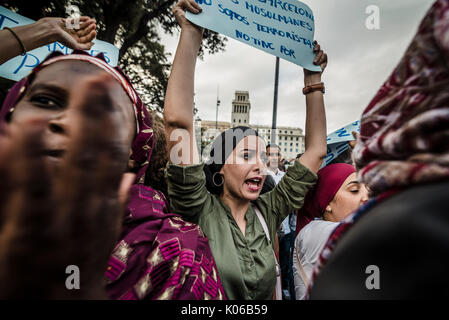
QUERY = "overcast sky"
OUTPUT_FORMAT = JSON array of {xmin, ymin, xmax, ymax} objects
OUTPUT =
[{"xmin": 160, "ymin": 0, "xmax": 435, "ymax": 133}]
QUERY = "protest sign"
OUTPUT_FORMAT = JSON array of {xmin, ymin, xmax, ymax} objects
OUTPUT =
[
  {"xmin": 322, "ymin": 120, "xmax": 361, "ymax": 167},
  {"xmin": 0, "ymin": 6, "xmax": 119, "ymax": 81},
  {"xmin": 326, "ymin": 120, "xmax": 360, "ymax": 145},
  {"xmin": 186, "ymin": 0, "xmax": 321, "ymax": 71}
]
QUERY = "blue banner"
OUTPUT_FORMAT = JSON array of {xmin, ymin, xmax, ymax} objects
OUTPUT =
[
  {"xmin": 322, "ymin": 120, "xmax": 361, "ymax": 167},
  {"xmin": 0, "ymin": 6, "xmax": 119, "ymax": 81}
]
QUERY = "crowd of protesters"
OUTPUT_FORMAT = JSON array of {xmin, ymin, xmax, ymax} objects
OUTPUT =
[{"xmin": 0, "ymin": 0, "xmax": 448, "ymax": 300}]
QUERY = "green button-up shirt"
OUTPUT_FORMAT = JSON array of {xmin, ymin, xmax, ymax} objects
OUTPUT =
[{"xmin": 166, "ymin": 160, "xmax": 317, "ymax": 300}]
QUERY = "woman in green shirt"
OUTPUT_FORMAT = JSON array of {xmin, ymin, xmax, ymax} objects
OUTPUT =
[{"xmin": 164, "ymin": 0, "xmax": 328, "ymax": 300}]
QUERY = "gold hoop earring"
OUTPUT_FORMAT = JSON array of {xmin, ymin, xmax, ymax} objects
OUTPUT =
[{"xmin": 212, "ymin": 172, "xmax": 224, "ymax": 187}]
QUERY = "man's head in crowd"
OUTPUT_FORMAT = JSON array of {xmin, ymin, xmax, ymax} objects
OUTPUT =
[{"xmin": 266, "ymin": 143, "xmax": 281, "ymax": 172}]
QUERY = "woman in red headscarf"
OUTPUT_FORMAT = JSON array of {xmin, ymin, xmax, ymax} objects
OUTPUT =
[{"xmin": 293, "ymin": 163, "xmax": 369, "ymax": 300}]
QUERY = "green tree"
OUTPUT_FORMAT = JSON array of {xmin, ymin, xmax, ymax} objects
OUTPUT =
[{"xmin": 1, "ymin": 0, "xmax": 227, "ymax": 111}]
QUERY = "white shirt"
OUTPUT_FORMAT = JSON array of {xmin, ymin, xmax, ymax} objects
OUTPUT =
[
  {"xmin": 268, "ymin": 168, "xmax": 285, "ymax": 185},
  {"xmin": 268, "ymin": 169, "xmax": 291, "ymax": 234},
  {"xmin": 292, "ymin": 220, "xmax": 338, "ymax": 300}
]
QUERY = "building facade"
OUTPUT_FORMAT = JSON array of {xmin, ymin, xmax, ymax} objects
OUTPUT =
[
  {"xmin": 196, "ymin": 120, "xmax": 231, "ymax": 160},
  {"xmin": 252, "ymin": 125, "xmax": 305, "ymax": 161},
  {"xmin": 198, "ymin": 90, "xmax": 305, "ymax": 162},
  {"xmin": 231, "ymin": 91, "xmax": 251, "ymax": 126}
]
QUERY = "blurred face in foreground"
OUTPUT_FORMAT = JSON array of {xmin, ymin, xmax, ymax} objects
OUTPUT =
[
  {"xmin": 324, "ymin": 172, "xmax": 370, "ymax": 222},
  {"xmin": 9, "ymin": 60, "xmax": 136, "ymax": 170},
  {"xmin": 220, "ymin": 136, "xmax": 268, "ymax": 202}
]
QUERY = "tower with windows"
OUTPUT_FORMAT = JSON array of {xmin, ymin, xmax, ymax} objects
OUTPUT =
[{"xmin": 231, "ymin": 91, "xmax": 250, "ymax": 127}]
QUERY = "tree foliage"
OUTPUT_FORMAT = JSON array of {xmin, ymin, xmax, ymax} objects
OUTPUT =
[{"xmin": 1, "ymin": 0, "xmax": 227, "ymax": 111}]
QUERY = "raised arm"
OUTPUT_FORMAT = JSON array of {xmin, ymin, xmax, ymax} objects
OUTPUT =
[
  {"xmin": 164, "ymin": 0, "xmax": 203, "ymax": 166},
  {"xmin": 298, "ymin": 42, "xmax": 328, "ymax": 173},
  {"xmin": 0, "ymin": 16, "xmax": 96, "ymax": 65}
]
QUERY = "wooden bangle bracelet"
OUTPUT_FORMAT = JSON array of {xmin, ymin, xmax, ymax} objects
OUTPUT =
[{"xmin": 302, "ymin": 82, "xmax": 325, "ymax": 95}]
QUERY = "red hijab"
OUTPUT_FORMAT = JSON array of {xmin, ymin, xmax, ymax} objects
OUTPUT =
[{"xmin": 296, "ymin": 163, "xmax": 356, "ymax": 236}]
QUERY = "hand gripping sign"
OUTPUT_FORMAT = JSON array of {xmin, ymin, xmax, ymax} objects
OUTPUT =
[
  {"xmin": 322, "ymin": 120, "xmax": 361, "ymax": 167},
  {"xmin": 0, "ymin": 6, "xmax": 119, "ymax": 81},
  {"xmin": 186, "ymin": 0, "xmax": 321, "ymax": 71}
]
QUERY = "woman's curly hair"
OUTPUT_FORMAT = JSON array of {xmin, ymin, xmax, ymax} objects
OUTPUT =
[{"xmin": 144, "ymin": 111, "xmax": 168, "ymax": 196}]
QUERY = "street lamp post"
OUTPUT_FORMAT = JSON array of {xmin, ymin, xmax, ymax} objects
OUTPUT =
[
  {"xmin": 215, "ymin": 85, "xmax": 220, "ymax": 130},
  {"xmin": 271, "ymin": 57, "xmax": 280, "ymax": 145}
]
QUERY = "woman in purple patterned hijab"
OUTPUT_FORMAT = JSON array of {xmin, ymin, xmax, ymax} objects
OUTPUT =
[{"xmin": 0, "ymin": 50, "xmax": 226, "ymax": 300}]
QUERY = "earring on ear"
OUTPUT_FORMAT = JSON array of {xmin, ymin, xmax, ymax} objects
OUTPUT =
[
  {"xmin": 5, "ymin": 107, "xmax": 15, "ymax": 122},
  {"xmin": 212, "ymin": 172, "xmax": 224, "ymax": 187}
]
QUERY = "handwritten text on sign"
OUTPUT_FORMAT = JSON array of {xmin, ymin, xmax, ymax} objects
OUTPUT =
[
  {"xmin": 186, "ymin": 0, "xmax": 321, "ymax": 71},
  {"xmin": 0, "ymin": 6, "xmax": 119, "ymax": 81}
]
